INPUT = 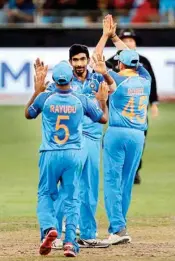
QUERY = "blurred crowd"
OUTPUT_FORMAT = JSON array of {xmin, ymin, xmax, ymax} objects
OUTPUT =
[{"xmin": 0, "ymin": 0, "xmax": 174, "ymax": 25}]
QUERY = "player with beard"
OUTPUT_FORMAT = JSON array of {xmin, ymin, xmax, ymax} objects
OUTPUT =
[{"xmin": 45, "ymin": 44, "xmax": 115, "ymax": 248}]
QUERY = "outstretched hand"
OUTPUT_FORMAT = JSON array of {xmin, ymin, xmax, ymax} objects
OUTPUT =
[
  {"xmin": 103, "ymin": 14, "xmax": 117, "ymax": 38},
  {"xmin": 34, "ymin": 58, "xmax": 48, "ymax": 93},
  {"xmin": 91, "ymin": 53, "xmax": 107, "ymax": 75}
]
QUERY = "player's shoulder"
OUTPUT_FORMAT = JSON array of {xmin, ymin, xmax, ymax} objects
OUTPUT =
[
  {"xmin": 109, "ymin": 69, "xmax": 127, "ymax": 85},
  {"xmin": 74, "ymin": 92, "xmax": 94, "ymax": 108},
  {"xmin": 71, "ymin": 92, "xmax": 86, "ymax": 103},
  {"xmin": 33, "ymin": 90, "xmax": 54, "ymax": 109},
  {"xmin": 108, "ymin": 69, "xmax": 118, "ymax": 77},
  {"xmin": 46, "ymin": 82, "xmax": 56, "ymax": 91},
  {"xmin": 141, "ymin": 76, "xmax": 151, "ymax": 87},
  {"xmin": 90, "ymin": 71, "xmax": 103, "ymax": 81}
]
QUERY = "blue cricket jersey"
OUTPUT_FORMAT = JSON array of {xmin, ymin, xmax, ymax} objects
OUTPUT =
[
  {"xmin": 108, "ymin": 65, "xmax": 151, "ymax": 131},
  {"xmin": 47, "ymin": 71, "xmax": 104, "ymax": 140},
  {"xmin": 27, "ymin": 88, "xmax": 103, "ymax": 151}
]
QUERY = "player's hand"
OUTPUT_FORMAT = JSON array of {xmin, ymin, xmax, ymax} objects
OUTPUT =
[
  {"xmin": 34, "ymin": 58, "xmax": 48, "ymax": 77},
  {"xmin": 103, "ymin": 14, "xmax": 117, "ymax": 38},
  {"xmin": 34, "ymin": 65, "xmax": 48, "ymax": 93},
  {"xmin": 34, "ymin": 58, "xmax": 48, "ymax": 92},
  {"xmin": 91, "ymin": 53, "xmax": 107, "ymax": 75},
  {"xmin": 34, "ymin": 58, "xmax": 48, "ymax": 83},
  {"xmin": 151, "ymin": 103, "xmax": 159, "ymax": 118},
  {"xmin": 110, "ymin": 15, "xmax": 117, "ymax": 37},
  {"xmin": 95, "ymin": 81, "xmax": 109, "ymax": 102}
]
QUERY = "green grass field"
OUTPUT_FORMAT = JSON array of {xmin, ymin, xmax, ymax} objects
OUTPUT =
[{"xmin": 0, "ymin": 103, "xmax": 175, "ymax": 261}]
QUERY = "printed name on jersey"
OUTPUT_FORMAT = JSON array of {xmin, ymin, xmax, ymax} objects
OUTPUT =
[
  {"xmin": 50, "ymin": 105, "xmax": 77, "ymax": 113},
  {"xmin": 128, "ymin": 88, "xmax": 144, "ymax": 95}
]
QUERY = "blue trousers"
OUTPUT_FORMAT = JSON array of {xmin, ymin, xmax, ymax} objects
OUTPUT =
[
  {"xmin": 55, "ymin": 136, "xmax": 101, "ymax": 240},
  {"xmin": 37, "ymin": 150, "xmax": 82, "ymax": 252},
  {"xmin": 103, "ymin": 127, "xmax": 145, "ymax": 234},
  {"xmin": 79, "ymin": 136, "xmax": 101, "ymax": 239}
]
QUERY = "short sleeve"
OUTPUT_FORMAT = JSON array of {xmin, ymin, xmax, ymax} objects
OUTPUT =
[
  {"xmin": 108, "ymin": 70, "xmax": 125, "ymax": 86},
  {"xmin": 28, "ymin": 92, "xmax": 51, "ymax": 119},
  {"xmin": 95, "ymin": 73, "xmax": 104, "ymax": 83},
  {"xmin": 77, "ymin": 94, "xmax": 103, "ymax": 122},
  {"xmin": 137, "ymin": 64, "xmax": 152, "ymax": 82},
  {"xmin": 46, "ymin": 82, "xmax": 57, "ymax": 92}
]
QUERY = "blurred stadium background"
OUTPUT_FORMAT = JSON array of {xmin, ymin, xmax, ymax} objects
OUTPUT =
[{"xmin": 0, "ymin": 1, "xmax": 175, "ymax": 261}]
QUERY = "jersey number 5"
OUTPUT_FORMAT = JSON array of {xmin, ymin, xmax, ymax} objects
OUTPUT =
[
  {"xmin": 54, "ymin": 115, "xmax": 70, "ymax": 145},
  {"xmin": 122, "ymin": 96, "xmax": 148, "ymax": 123}
]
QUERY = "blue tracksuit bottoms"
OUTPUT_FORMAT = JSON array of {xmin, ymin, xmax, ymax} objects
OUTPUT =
[
  {"xmin": 103, "ymin": 127, "xmax": 145, "ymax": 234},
  {"xmin": 37, "ymin": 150, "xmax": 82, "ymax": 252}
]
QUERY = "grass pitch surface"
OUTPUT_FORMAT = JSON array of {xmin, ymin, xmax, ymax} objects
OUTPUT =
[{"xmin": 0, "ymin": 103, "xmax": 175, "ymax": 260}]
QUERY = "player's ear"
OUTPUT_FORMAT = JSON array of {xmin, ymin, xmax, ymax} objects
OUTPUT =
[
  {"xmin": 87, "ymin": 58, "xmax": 90, "ymax": 64},
  {"xmin": 69, "ymin": 59, "xmax": 73, "ymax": 66}
]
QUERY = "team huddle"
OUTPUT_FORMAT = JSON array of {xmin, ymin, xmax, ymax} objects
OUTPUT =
[{"xmin": 25, "ymin": 15, "xmax": 151, "ymax": 258}]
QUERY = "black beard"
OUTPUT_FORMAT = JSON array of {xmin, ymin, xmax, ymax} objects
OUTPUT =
[
  {"xmin": 75, "ymin": 68, "xmax": 85, "ymax": 76},
  {"xmin": 76, "ymin": 71, "xmax": 84, "ymax": 76}
]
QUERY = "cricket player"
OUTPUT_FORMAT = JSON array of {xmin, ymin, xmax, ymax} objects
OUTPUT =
[
  {"xmin": 91, "ymin": 15, "xmax": 151, "ymax": 244},
  {"xmin": 103, "ymin": 50, "xmax": 151, "ymax": 244},
  {"xmin": 106, "ymin": 28, "xmax": 159, "ymax": 184},
  {"xmin": 45, "ymin": 44, "xmax": 114, "ymax": 248},
  {"xmin": 92, "ymin": 21, "xmax": 151, "ymax": 243},
  {"xmin": 24, "ymin": 61, "xmax": 109, "ymax": 257}
]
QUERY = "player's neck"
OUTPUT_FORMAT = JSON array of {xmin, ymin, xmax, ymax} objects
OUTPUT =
[
  {"xmin": 119, "ymin": 69, "xmax": 138, "ymax": 77},
  {"xmin": 74, "ymin": 70, "xmax": 88, "ymax": 82}
]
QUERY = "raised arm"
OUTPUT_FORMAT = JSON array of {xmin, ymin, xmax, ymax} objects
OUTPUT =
[
  {"xmin": 137, "ymin": 63, "xmax": 152, "ymax": 81},
  {"xmin": 93, "ymin": 16, "xmax": 114, "ymax": 56},
  {"xmin": 25, "ymin": 62, "xmax": 48, "ymax": 119},
  {"xmin": 111, "ymin": 35, "xmax": 129, "ymax": 51},
  {"xmin": 90, "ymin": 14, "xmax": 128, "ymax": 70},
  {"xmin": 108, "ymin": 15, "xmax": 129, "ymax": 51}
]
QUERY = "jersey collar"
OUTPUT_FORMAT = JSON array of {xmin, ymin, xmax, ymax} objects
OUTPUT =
[
  {"xmin": 55, "ymin": 87, "xmax": 72, "ymax": 94},
  {"xmin": 72, "ymin": 70, "xmax": 91, "ymax": 81}
]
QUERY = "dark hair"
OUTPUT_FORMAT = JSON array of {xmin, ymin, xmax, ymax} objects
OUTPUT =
[
  {"xmin": 69, "ymin": 44, "xmax": 89, "ymax": 60},
  {"xmin": 117, "ymin": 61, "xmax": 137, "ymax": 70}
]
